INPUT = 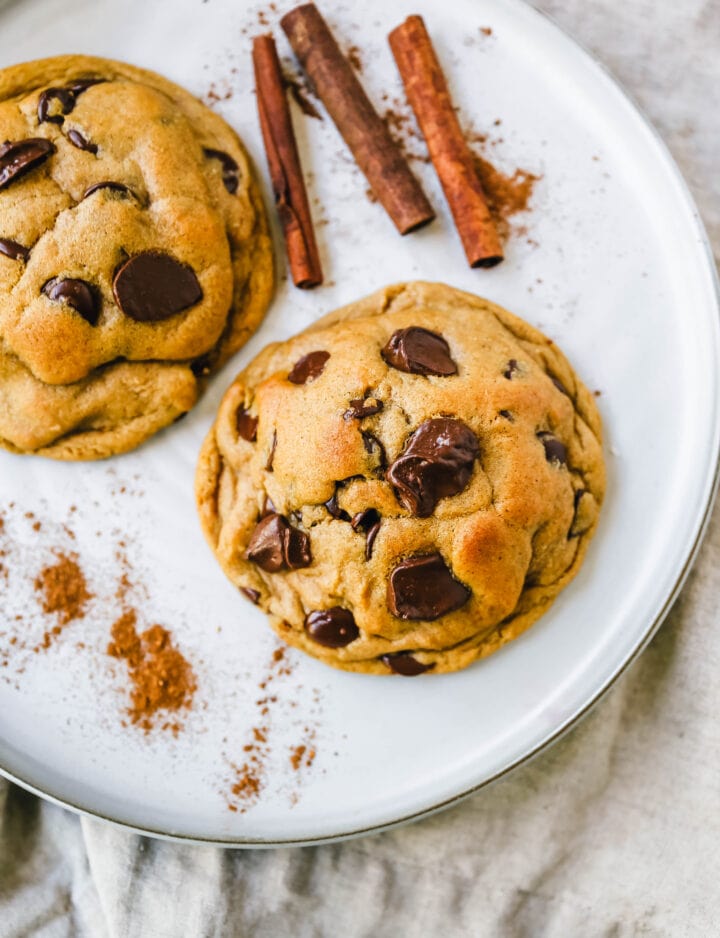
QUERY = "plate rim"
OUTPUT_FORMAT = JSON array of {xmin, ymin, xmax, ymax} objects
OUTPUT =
[{"xmin": 1, "ymin": 0, "xmax": 718, "ymax": 847}]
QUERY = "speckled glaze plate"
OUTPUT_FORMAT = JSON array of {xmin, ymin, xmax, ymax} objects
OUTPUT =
[{"xmin": 0, "ymin": 0, "xmax": 718, "ymax": 846}]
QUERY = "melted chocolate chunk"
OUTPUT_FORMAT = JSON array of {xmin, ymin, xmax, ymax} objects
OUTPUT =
[
  {"xmin": 42, "ymin": 277, "xmax": 99, "ymax": 325},
  {"xmin": 112, "ymin": 251, "xmax": 202, "ymax": 322},
  {"xmin": 344, "ymin": 397, "xmax": 384, "ymax": 420},
  {"xmin": 304, "ymin": 607, "xmax": 359, "ymax": 648},
  {"xmin": 361, "ymin": 431, "xmax": 387, "ymax": 471},
  {"xmin": 67, "ymin": 78, "xmax": 106, "ymax": 95},
  {"xmin": 381, "ymin": 327, "xmax": 457, "ymax": 376},
  {"xmin": 499, "ymin": 409, "xmax": 513, "ymax": 421},
  {"xmin": 387, "ymin": 417, "xmax": 479, "ymax": 517},
  {"xmin": 381, "ymin": 653, "xmax": 433, "ymax": 676},
  {"xmin": 37, "ymin": 87, "xmax": 76, "ymax": 124},
  {"xmin": 203, "ymin": 147, "xmax": 240, "ymax": 194},
  {"xmin": 550, "ymin": 375, "xmax": 568, "ymax": 395},
  {"xmin": 67, "ymin": 129, "xmax": 98, "ymax": 153},
  {"xmin": 0, "ymin": 238, "xmax": 30, "ymax": 262},
  {"xmin": 285, "ymin": 527, "xmax": 311, "ymax": 568},
  {"xmin": 236, "ymin": 407, "xmax": 258, "ymax": 442},
  {"xmin": 351, "ymin": 509, "xmax": 381, "ymax": 560},
  {"xmin": 261, "ymin": 495, "xmax": 277, "ymax": 517},
  {"xmin": 287, "ymin": 350, "xmax": 330, "ymax": 385},
  {"xmin": 38, "ymin": 79, "xmax": 104, "ymax": 125},
  {"xmin": 83, "ymin": 181, "xmax": 134, "ymax": 199},
  {"xmin": 265, "ymin": 430, "xmax": 277, "ymax": 471},
  {"xmin": 324, "ymin": 489, "xmax": 351, "ymax": 522},
  {"xmin": 240, "ymin": 587, "xmax": 261, "ymax": 604},
  {"xmin": 503, "ymin": 359, "xmax": 519, "ymax": 379},
  {"xmin": 246, "ymin": 516, "xmax": 285, "ymax": 571},
  {"xmin": 537, "ymin": 431, "xmax": 567, "ymax": 467},
  {"xmin": 190, "ymin": 353, "xmax": 212, "ymax": 378},
  {"xmin": 387, "ymin": 553, "xmax": 470, "ymax": 620},
  {"xmin": 0, "ymin": 138, "xmax": 55, "ymax": 190},
  {"xmin": 245, "ymin": 512, "xmax": 311, "ymax": 572}
]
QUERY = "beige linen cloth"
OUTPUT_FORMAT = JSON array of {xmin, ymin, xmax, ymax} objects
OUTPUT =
[{"xmin": 1, "ymin": 1, "xmax": 719, "ymax": 935}]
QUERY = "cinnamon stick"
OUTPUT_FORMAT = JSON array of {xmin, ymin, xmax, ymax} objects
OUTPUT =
[
  {"xmin": 389, "ymin": 15, "xmax": 503, "ymax": 268},
  {"xmin": 252, "ymin": 34, "xmax": 323, "ymax": 288},
  {"xmin": 281, "ymin": 3, "xmax": 434, "ymax": 235}
]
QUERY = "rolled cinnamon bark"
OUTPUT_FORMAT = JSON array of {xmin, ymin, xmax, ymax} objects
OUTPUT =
[
  {"xmin": 281, "ymin": 3, "xmax": 434, "ymax": 235},
  {"xmin": 389, "ymin": 15, "xmax": 503, "ymax": 268},
  {"xmin": 252, "ymin": 34, "xmax": 323, "ymax": 288}
]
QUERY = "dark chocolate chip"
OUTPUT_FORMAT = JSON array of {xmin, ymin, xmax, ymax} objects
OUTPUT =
[
  {"xmin": 67, "ymin": 78, "xmax": 105, "ymax": 95},
  {"xmin": 0, "ymin": 238, "xmax": 30, "ymax": 262},
  {"xmin": 503, "ymin": 359, "xmax": 519, "ymax": 379},
  {"xmin": 537, "ymin": 431, "xmax": 567, "ymax": 467},
  {"xmin": 350, "ymin": 508, "xmax": 379, "ymax": 532},
  {"xmin": 246, "ymin": 515, "xmax": 286, "ymax": 571},
  {"xmin": 361, "ymin": 431, "xmax": 387, "ymax": 471},
  {"xmin": 38, "ymin": 79, "xmax": 105, "ymax": 125},
  {"xmin": 203, "ymin": 147, "xmax": 240, "ymax": 194},
  {"xmin": 83, "ymin": 181, "xmax": 134, "ymax": 199},
  {"xmin": 287, "ymin": 350, "xmax": 330, "ymax": 385},
  {"xmin": 364, "ymin": 521, "xmax": 381, "ymax": 560},
  {"xmin": 381, "ymin": 327, "xmax": 457, "ymax": 376},
  {"xmin": 112, "ymin": 251, "xmax": 202, "ymax": 322},
  {"xmin": 388, "ymin": 552, "xmax": 471, "ymax": 620},
  {"xmin": 381, "ymin": 653, "xmax": 434, "ymax": 676},
  {"xmin": 245, "ymin": 512, "xmax": 311, "ymax": 572},
  {"xmin": 190, "ymin": 353, "xmax": 212, "ymax": 377},
  {"xmin": 344, "ymin": 397, "xmax": 384, "ymax": 420},
  {"xmin": 351, "ymin": 509, "xmax": 381, "ymax": 560},
  {"xmin": 236, "ymin": 407, "xmax": 258, "ymax": 442},
  {"xmin": 241, "ymin": 587, "xmax": 261, "ymax": 604},
  {"xmin": 550, "ymin": 375, "xmax": 568, "ymax": 395},
  {"xmin": 324, "ymin": 489, "xmax": 351, "ymax": 522},
  {"xmin": 37, "ymin": 87, "xmax": 75, "ymax": 124},
  {"xmin": 265, "ymin": 430, "xmax": 277, "ymax": 471},
  {"xmin": 0, "ymin": 138, "xmax": 55, "ymax": 190},
  {"xmin": 67, "ymin": 129, "xmax": 97, "ymax": 153},
  {"xmin": 304, "ymin": 607, "xmax": 359, "ymax": 648},
  {"xmin": 499, "ymin": 409, "xmax": 513, "ymax": 421},
  {"xmin": 285, "ymin": 526, "xmax": 311, "ymax": 568},
  {"xmin": 387, "ymin": 417, "xmax": 479, "ymax": 517},
  {"xmin": 42, "ymin": 277, "xmax": 100, "ymax": 325}
]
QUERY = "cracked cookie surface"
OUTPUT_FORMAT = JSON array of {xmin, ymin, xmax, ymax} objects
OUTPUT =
[
  {"xmin": 0, "ymin": 55, "xmax": 273, "ymax": 459},
  {"xmin": 196, "ymin": 282, "xmax": 605, "ymax": 675}
]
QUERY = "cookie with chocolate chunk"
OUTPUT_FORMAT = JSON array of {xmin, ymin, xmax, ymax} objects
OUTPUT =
[
  {"xmin": 196, "ymin": 282, "xmax": 605, "ymax": 675},
  {"xmin": 0, "ymin": 55, "xmax": 273, "ymax": 459}
]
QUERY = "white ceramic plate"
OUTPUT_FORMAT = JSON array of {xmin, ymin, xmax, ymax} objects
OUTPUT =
[{"xmin": 0, "ymin": 0, "xmax": 717, "ymax": 846}]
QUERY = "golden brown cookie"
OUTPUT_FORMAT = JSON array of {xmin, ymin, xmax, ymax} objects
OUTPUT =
[
  {"xmin": 196, "ymin": 282, "xmax": 605, "ymax": 675},
  {"xmin": 0, "ymin": 55, "xmax": 273, "ymax": 459}
]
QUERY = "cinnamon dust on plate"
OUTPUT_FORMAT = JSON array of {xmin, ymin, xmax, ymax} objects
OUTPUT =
[
  {"xmin": 225, "ymin": 644, "xmax": 320, "ymax": 813},
  {"xmin": 1, "ymin": 500, "xmax": 197, "ymax": 737},
  {"xmin": 381, "ymin": 95, "xmax": 540, "ymax": 241},
  {"xmin": 33, "ymin": 551, "xmax": 92, "ymax": 650},
  {"xmin": 108, "ymin": 610, "xmax": 196, "ymax": 734}
]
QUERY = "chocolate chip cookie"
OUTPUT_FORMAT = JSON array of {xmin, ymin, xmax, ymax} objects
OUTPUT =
[
  {"xmin": 196, "ymin": 282, "xmax": 605, "ymax": 675},
  {"xmin": 0, "ymin": 55, "xmax": 273, "ymax": 459}
]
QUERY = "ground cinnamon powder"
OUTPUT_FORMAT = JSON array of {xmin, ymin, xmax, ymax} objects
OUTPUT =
[
  {"xmin": 32, "ymin": 551, "xmax": 92, "ymax": 650},
  {"xmin": 381, "ymin": 94, "xmax": 539, "ymax": 241},
  {"xmin": 34, "ymin": 551, "xmax": 91, "ymax": 625},
  {"xmin": 473, "ymin": 154, "xmax": 539, "ymax": 240},
  {"xmin": 107, "ymin": 610, "xmax": 196, "ymax": 733}
]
